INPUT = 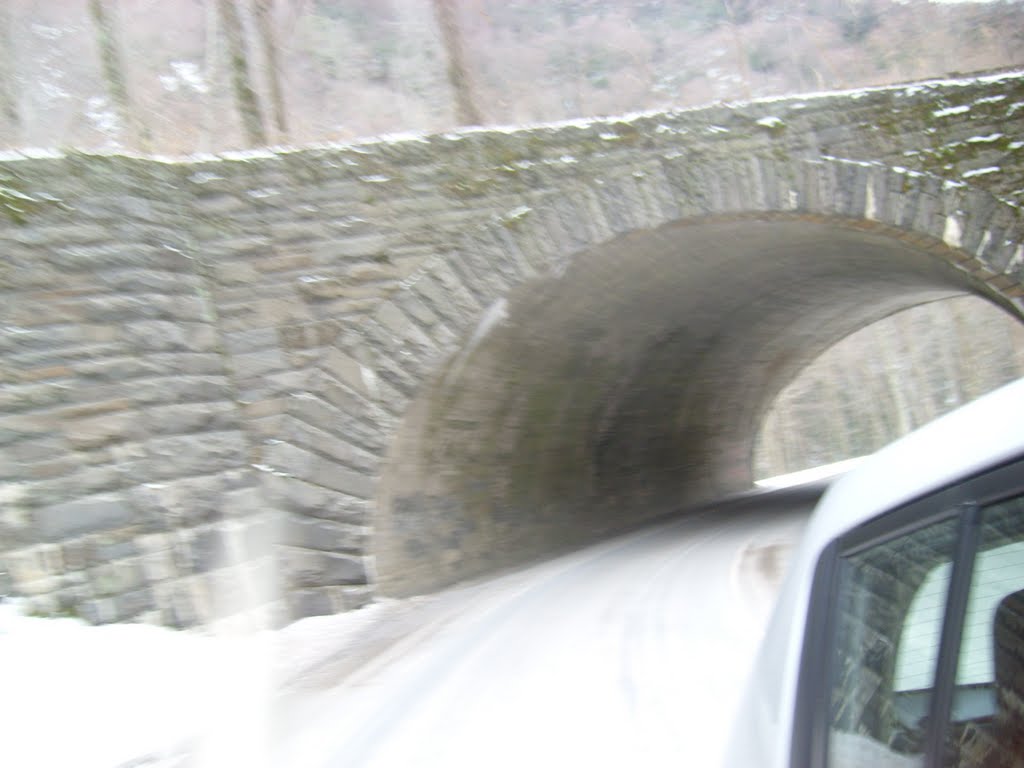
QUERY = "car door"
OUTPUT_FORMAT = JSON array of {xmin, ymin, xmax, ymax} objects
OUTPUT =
[{"xmin": 791, "ymin": 455, "xmax": 1024, "ymax": 768}]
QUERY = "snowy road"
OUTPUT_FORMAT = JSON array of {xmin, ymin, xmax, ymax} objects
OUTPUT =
[
  {"xmin": 276, "ymin": 502, "xmax": 810, "ymax": 768},
  {"xmin": 0, "ymin": 492, "xmax": 814, "ymax": 768}
]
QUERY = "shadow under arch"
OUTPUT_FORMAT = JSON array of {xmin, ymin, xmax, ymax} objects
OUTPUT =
[{"xmin": 369, "ymin": 157, "xmax": 1024, "ymax": 597}]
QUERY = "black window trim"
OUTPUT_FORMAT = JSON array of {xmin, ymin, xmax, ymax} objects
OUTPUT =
[
  {"xmin": 790, "ymin": 453, "xmax": 1024, "ymax": 768},
  {"xmin": 923, "ymin": 503, "xmax": 980, "ymax": 766}
]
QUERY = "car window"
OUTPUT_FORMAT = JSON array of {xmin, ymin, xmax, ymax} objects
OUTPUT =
[
  {"xmin": 827, "ymin": 516, "xmax": 960, "ymax": 768},
  {"xmin": 896, "ymin": 538, "xmax": 1024, "ymax": 698},
  {"xmin": 955, "ymin": 539, "xmax": 1024, "ymax": 686},
  {"xmin": 942, "ymin": 495, "xmax": 1024, "ymax": 768}
]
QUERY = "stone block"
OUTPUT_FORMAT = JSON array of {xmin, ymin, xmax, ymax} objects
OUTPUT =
[
  {"xmin": 340, "ymin": 585, "xmax": 374, "ymax": 611},
  {"xmin": 155, "ymin": 582, "xmax": 200, "ymax": 629},
  {"xmin": 261, "ymin": 473, "xmax": 327, "ymax": 512},
  {"xmin": 263, "ymin": 441, "xmax": 374, "ymax": 499},
  {"xmin": 320, "ymin": 348, "xmax": 369, "ymax": 396},
  {"xmin": 130, "ymin": 479, "xmax": 212, "ymax": 528},
  {"xmin": 280, "ymin": 514, "xmax": 368, "ymax": 553},
  {"xmin": 223, "ymin": 327, "xmax": 278, "ymax": 354},
  {"xmin": 101, "ymin": 269, "xmax": 199, "ymax": 295},
  {"xmin": 205, "ymin": 565, "xmax": 259, "ymax": 617},
  {"xmin": 141, "ymin": 401, "xmax": 240, "ymax": 436},
  {"xmin": 294, "ymin": 277, "xmax": 348, "ymax": 301},
  {"xmin": 141, "ymin": 550, "xmax": 177, "ymax": 582},
  {"xmin": 375, "ymin": 302, "xmax": 411, "ymax": 338},
  {"xmin": 135, "ymin": 532, "xmax": 174, "ymax": 554},
  {"xmin": 5, "ymin": 435, "xmax": 67, "ymax": 463},
  {"xmin": 63, "ymin": 410, "xmax": 140, "ymax": 450},
  {"xmin": 269, "ymin": 218, "xmax": 325, "ymax": 244},
  {"xmin": 61, "ymin": 539, "xmax": 90, "ymax": 572},
  {"xmin": 122, "ymin": 320, "xmax": 218, "ymax": 353},
  {"xmin": 0, "ymin": 413, "xmax": 56, "ymax": 445},
  {"xmin": 316, "ymin": 233, "xmax": 393, "ymax": 261},
  {"xmin": 212, "ymin": 262, "xmax": 262, "ymax": 285},
  {"xmin": 4, "ymin": 545, "xmax": 59, "ymax": 584},
  {"xmin": 398, "ymin": 296, "xmax": 438, "ymax": 328},
  {"xmin": 34, "ymin": 493, "xmax": 135, "ymax": 540},
  {"xmin": 91, "ymin": 537, "xmax": 139, "ymax": 563},
  {"xmin": 90, "ymin": 559, "xmax": 146, "ymax": 597},
  {"xmin": 78, "ymin": 597, "xmax": 117, "ymax": 625},
  {"xmin": 0, "ymin": 382, "xmax": 74, "ymax": 414},
  {"xmin": 238, "ymin": 517, "xmax": 276, "ymax": 560},
  {"xmin": 287, "ymin": 588, "xmax": 334, "ymax": 620},
  {"xmin": 112, "ymin": 587, "xmax": 156, "ymax": 621},
  {"xmin": 232, "ymin": 348, "xmax": 288, "ymax": 381},
  {"xmin": 136, "ymin": 431, "xmax": 248, "ymax": 481},
  {"xmin": 279, "ymin": 546, "xmax": 368, "ymax": 589},
  {"xmin": 280, "ymin": 416, "xmax": 378, "ymax": 474},
  {"xmin": 130, "ymin": 375, "xmax": 234, "ymax": 406},
  {"xmin": 188, "ymin": 527, "xmax": 228, "ymax": 573},
  {"xmin": 12, "ymin": 574, "xmax": 60, "ymax": 596},
  {"xmin": 221, "ymin": 486, "xmax": 265, "ymax": 518}
]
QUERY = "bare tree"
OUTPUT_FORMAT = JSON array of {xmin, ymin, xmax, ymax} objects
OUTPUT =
[
  {"xmin": 88, "ymin": 0, "xmax": 148, "ymax": 149},
  {"xmin": 217, "ymin": 0, "xmax": 267, "ymax": 146},
  {"xmin": 251, "ymin": 0, "xmax": 288, "ymax": 138},
  {"xmin": 0, "ymin": 3, "xmax": 19, "ymax": 143},
  {"xmin": 722, "ymin": 0, "xmax": 753, "ymax": 100},
  {"xmin": 198, "ymin": 0, "xmax": 223, "ymax": 152},
  {"xmin": 431, "ymin": 0, "xmax": 483, "ymax": 126}
]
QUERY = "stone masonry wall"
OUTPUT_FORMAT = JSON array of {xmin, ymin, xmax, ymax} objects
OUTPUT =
[
  {"xmin": 2, "ymin": 72, "xmax": 1023, "ymax": 626},
  {"xmin": 0, "ymin": 155, "xmax": 278, "ymax": 627}
]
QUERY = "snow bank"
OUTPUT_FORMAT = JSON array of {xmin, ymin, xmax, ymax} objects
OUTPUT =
[{"xmin": 0, "ymin": 599, "xmax": 391, "ymax": 768}]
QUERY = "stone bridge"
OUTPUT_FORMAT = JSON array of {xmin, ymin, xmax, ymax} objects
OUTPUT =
[{"xmin": 2, "ymin": 72, "xmax": 1024, "ymax": 627}]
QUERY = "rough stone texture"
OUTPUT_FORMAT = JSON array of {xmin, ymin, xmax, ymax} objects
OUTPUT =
[{"xmin": 2, "ymin": 72, "xmax": 1024, "ymax": 622}]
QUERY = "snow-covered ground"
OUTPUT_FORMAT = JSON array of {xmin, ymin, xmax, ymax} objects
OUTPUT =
[
  {"xmin": 755, "ymin": 456, "xmax": 864, "ymax": 490},
  {"xmin": 0, "ymin": 598, "xmax": 394, "ymax": 768},
  {"xmin": 1, "ymin": 461, "xmax": 832, "ymax": 768}
]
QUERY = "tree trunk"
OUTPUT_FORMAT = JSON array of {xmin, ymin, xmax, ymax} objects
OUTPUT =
[
  {"xmin": 199, "ymin": 0, "xmax": 222, "ymax": 152},
  {"xmin": 217, "ymin": 0, "xmax": 267, "ymax": 146},
  {"xmin": 251, "ymin": 0, "xmax": 288, "ymax": 138},
  {"xmin": 0, "ymin": 3, "xmax": 19, "ymax": 143},
  {"xmin": 391, "ymin": 0, "xmax": 449, "ymax": 129},
  {"xmin": 722, "ymin": 0, "xmax": 753, "ymax": 100},
  {"xmin": 88, "ymin": 0, "xmax": 148, "ymax": 149},
  {"xmin": 874, "ymin": 322, "xmax": 914, "ymax": 437},
  {"xmin": 431, "ymin": 0, "xmax": 483, "ymax": 127}
]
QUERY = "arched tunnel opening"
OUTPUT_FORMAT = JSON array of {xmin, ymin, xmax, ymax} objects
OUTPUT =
[
  {"xmin": 375, "ymin": 215, "xmax": 1022, "ymax": 597},
  {"xmin": 754, "ymin": 293, "xmax": 1024, "ymax": 481}
]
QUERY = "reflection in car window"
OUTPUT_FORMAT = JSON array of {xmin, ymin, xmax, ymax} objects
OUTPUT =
[{"xmin": 828, "ymin": 517, "xmax": 959, "ymax": 767}]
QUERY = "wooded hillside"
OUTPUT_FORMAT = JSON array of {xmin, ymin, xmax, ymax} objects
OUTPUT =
[{"xmin": 1, "ymin": 0, "xmax": 1021, "ymax": 152}]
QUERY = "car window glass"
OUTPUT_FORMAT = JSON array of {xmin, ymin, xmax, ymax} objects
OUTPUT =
[
  {"xmin": 943, "ymin": 495, "xmax": 1024, "ymax": 768},
  {"xmin": 827, "ymin": 517, "xmax": 959, "ymax": 768},
  {"xmin": 896, "ymin": 561, "xmax": 951, "ymax": 692}
]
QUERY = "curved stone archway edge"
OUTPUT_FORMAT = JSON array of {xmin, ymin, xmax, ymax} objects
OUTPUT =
[{"xmin": 368, "ymin": 157, "xmax": 1024, "ymax": 595}]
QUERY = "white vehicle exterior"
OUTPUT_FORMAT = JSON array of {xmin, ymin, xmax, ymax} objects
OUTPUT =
[{"xmin": 726, "ymin": 377, "xmax": 1024, "ymax": 768}]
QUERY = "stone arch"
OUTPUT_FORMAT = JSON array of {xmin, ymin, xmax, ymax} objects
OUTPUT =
[{"xmin": 362, "ymin": 156, "xmax": 1024, "ymax": 596}]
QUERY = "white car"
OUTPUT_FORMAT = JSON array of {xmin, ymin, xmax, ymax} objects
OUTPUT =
[{"xmin": 726, "ymin": 378, "xmax": 1024, "ymax": 768}]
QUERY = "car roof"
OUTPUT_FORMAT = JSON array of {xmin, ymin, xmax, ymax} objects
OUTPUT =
[{"xmin": 800, "ymin": 376, "xmax": 1024, "ymax": 556}]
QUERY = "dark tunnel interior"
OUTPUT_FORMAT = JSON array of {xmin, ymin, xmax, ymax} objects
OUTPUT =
[{"xmin": 374, "ymin": 216, "xmax": 1018, "ymax": 596}]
